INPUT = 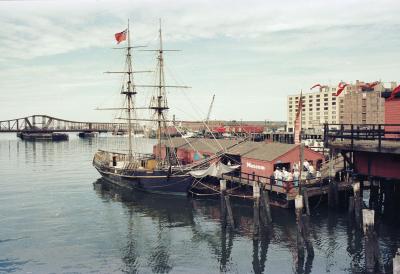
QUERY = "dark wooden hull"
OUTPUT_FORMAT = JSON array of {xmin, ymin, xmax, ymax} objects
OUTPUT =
[{"xmin": 95, "ymin": 167, "xmax": 194, "ymax": 196}]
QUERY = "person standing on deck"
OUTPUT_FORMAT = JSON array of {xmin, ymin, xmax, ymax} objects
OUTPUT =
[
  {"xmin": 275, "ymin": 168, "xmax": 283, "ymax": 186},
  {"xmin": 282, "ymin": 167, "xmax": 289, "ymax": 185},
  {"xmin": 293, "ymin": 169, "xmax": 300, "ymax": 187}
]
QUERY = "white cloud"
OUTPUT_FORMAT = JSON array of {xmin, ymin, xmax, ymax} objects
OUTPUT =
[{"xmin": 0, "ymin": 0, "xmax": 399, "ymax": 121}]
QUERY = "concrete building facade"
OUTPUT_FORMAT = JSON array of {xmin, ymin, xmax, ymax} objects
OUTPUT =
[
  {"xmin": 339, "ymin": 81, "xmax": 388, "ymax": 125},
  {"xmin": 287, "ymin": 81, "xmax": 395, "ymax": 132},
  {"xmin": 287, "ymin": 85, "xmax": 344, "ymax": 132}
]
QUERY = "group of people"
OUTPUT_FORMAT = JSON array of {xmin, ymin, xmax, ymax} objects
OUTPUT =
[{"xmin": 271, "ymin": 161, "xmax": 321, "ymax": 187}]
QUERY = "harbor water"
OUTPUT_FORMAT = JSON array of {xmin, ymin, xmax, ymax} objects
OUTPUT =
[{"xmin": 0, "ymin": 134, "xmax": 399, "ymax": 273}]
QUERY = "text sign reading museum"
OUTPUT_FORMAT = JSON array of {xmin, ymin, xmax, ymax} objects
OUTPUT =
[{"xmin": 246, "ymin": 162, "xmax": 266, "ymax": 171}]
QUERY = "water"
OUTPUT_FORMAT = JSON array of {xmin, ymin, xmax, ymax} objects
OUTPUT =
[{"xmin": 0, "ymin": 134, "xmax": 399, "ymax": 273}]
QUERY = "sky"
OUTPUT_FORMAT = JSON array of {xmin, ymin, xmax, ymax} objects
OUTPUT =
[{"xmin": 0, "ymin": 0, "xmax": 399, "ymax": 123}]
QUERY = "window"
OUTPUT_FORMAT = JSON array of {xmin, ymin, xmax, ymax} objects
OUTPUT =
[
  {"xmin": 324, "ymin": 107, "xmax": 328, "ymax": 110},
  {"xmin": 324, "ymin": 103, "xmax": 328, "ymax": 106},
  {"xmin": 324, "ymin": 94, "xmax": 328, "ymax": 97},
  {"xmin": 316, "ymin": 108, "xmax": 320, "ymax": 111},
  {"xmin": 324, "ymin": 98, "xmax": 328, "ymax": 101},
  {"xmin": 316, "ymin": 103, "xmax": 320, "ymax": 106},
  {"xmin": 332, "ymin": 102, "xmax": 336, "ymax": 105},
  {"xmin": 316, "ymin": 99, "xmax": 320, "ymax": 102}
]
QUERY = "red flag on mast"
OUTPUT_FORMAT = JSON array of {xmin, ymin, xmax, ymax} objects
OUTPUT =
[{"xmin": 115, "ymin": 29, "xmax": 127, "ymax": 44}]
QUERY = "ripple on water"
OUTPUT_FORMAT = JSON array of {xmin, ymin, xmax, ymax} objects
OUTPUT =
[{"xmin": 0, "ymin": 137, "xmax": 399, "ymax": 273}]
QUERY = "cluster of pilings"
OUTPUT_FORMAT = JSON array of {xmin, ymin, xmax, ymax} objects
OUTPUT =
[{"xmin": 218, "ymin": 176, "xmax": 400, "ymax": 273}]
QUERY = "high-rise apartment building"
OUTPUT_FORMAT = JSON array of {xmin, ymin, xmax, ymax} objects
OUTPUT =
[{"xmin": 287, "ymin": 86, "xmax": 344, "ymax": 132}]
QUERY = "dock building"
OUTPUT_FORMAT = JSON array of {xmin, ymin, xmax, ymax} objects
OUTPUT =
[{"xmin": 155, "ymin": 138, "xmax": 324, "ymax": 179}]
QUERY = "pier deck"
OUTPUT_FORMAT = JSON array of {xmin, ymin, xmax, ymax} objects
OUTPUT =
[{"xmin": 220, "ymin": 173, "xmax": 352, "ymax": 201}]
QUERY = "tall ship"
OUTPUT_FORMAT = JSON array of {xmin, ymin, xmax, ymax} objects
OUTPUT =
[{"xmin": 92, "ymin": 21, "xmax": 238, "ymax": 195}]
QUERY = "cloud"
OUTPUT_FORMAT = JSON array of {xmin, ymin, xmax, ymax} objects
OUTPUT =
[{"xmin": 0, "ymin": 0, "xmax": 399, "ymax": 121}]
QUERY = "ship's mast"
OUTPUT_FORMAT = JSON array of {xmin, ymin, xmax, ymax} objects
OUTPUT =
[
  {"xmin": 125, "ymin": 19, "xmax": 135, "ymax": 161},
  {"xmin": 155, "ymin": 20, "xmax": 168, "ymax": 166}
]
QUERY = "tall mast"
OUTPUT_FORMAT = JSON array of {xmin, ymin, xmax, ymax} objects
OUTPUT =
[
  {"xmin": 144, "ymin": 20, "xmax": 188, "ymax": 167},
  {"xmin": 125, "ymin": 19, "xmax": 135, "ymax": 160},
  {"xmin": 156, "ymin": 19, "xmax": 167, "ymax": 166}
]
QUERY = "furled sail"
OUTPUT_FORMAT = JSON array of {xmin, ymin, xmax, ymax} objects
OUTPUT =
[{"xmin": 189, "ymin": 162, "xmax": 240, "ymax": 178}]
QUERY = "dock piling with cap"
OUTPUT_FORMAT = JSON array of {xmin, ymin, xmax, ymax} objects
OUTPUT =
[{"xmin": 363, "ymin": 209, "xmax": 380, "ymax": 273}]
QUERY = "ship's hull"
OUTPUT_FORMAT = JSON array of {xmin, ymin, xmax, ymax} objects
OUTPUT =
[{"xmin": 95, "ymin": 167, "xmax": 194, "ymax": 196}]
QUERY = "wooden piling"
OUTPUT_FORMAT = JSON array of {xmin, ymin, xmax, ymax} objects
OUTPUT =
[
  {"xmin": 253, "ymin": 198, "xmax": 260, "ymax": 237},
  {"xmin": 253, "ymin": 181, "xmax": 260, "ymax": 198},
  {"xmin": 393, "ymin": 248, "xmax": 400, "ymax": 274},
  {"xmin": 260, "ymin": 187, "xmax": 272, "ymax": 224},
  {"xmin": 348, "ymin": 196, "xmax": 355, "ymax": 214},
  {"xmin": 302, "ymin": 214, "xmax": 314, "ymax": 258},
  {"xmin": 220, "ymin": 179, "xmax": 234, "ymax": 228},
  {"xmin": 220, "ymin": 192, "xmax": 227, "ymax": 224},
  {"xmin": 363, "ymin": 209, "xmax": 380, "ymax": 273},
  {"xmin": 295, "ymin": 195, "xmax": 305, "ymax": 261},
  {"xmin": 353, "ymin": 182, "xmax": 362, "ymax": 227},
  {"xmin": 224, "ymin": 194, "xmax": 235, "ymax": 229},
  {"xmin": 328, "ymin": 180, "xmax": 339, "ymax": 209},
  {"xmin": 302, "ymin": 187, "xmax": 310, "ymax": 216}
]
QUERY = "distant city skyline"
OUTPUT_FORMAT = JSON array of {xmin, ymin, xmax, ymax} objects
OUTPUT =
[{"xmin": 0, "ymin": 0, "xmax": 399, "ymax": 122}]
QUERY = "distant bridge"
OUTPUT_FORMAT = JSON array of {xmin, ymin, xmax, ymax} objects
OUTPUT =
[{"xmin": 0, "ymin": 114, "xmax": 129, "ymax": 133}]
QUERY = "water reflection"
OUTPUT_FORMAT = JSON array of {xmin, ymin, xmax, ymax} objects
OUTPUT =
[{"xmin": 94, "ymin": 179, "xmax": 314, "ymax": 273}]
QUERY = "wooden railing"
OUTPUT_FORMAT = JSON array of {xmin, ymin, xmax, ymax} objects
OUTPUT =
[
  {"xmin": 324, "ymin": 123, "xmax": 400, "ymax": 151},
  {"xmin": 222, "ymin": 171, "xmax": 328, "ymax": 195}
]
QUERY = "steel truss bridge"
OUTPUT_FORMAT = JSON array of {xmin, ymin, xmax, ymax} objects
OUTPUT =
[{"xmin": 0, "ymin": 115, "xmax": 129, "ymax": 133}]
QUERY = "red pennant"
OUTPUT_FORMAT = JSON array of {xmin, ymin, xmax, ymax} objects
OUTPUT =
[{"xmin": 115, "ymin": 29, "xmax": 127, "ymax": 44}]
